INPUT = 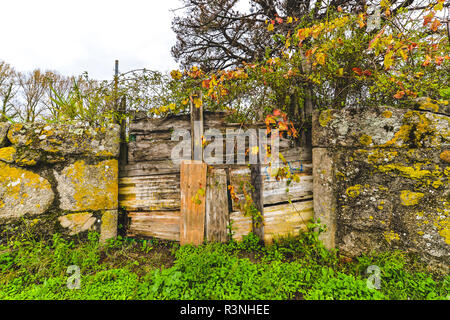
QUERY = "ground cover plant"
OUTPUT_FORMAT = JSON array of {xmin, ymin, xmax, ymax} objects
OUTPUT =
[{"xmin": 0, "ymin": 224, "xmax": 448, "ymax": 300}]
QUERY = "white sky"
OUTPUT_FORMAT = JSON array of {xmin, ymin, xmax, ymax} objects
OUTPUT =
[{"xmin": 0, "ymin": 0, "xmax": 185, "ymax": 80}]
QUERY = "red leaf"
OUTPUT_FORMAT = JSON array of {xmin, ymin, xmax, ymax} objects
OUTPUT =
[{"xmin": 352, "ymin": 67, "xmax": 363, "ymax": 76}]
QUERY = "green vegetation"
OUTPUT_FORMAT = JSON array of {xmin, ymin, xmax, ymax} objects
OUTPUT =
[{"xmin": 0, "ymin": 226, "xmax": 448, "ymax": 300}]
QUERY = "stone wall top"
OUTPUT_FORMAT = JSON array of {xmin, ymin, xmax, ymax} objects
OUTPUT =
[
  {"xmin": 312, "ymin": 105, "xmax": 450, "ymax": 149},
  {"xmin": 0, "ymin": 122, "xmax": 120, "ymax": 166}
]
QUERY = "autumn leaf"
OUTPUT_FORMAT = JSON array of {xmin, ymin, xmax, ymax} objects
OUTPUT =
[
  {"xmin": 267, "ymin": 23, "xmax": 274, "ymax": 31},
  {"xmin": 193, "ymin": 97, "xmax": 202, "ymax": 108},
  {"xmin": 394, "ymin": 91, "xmax": 405, "ymax": 99},
  {"xmin": 368, "ymin": 27, "xmax": 385, "ymax": 50},
  {"xmin": 363, "ymin": 70, "xmax": 372, "ymax": 76},
  {"xmin": 423, "ymin": 12, "xmax": 435, "ymax": 26},
  {"xmin": 202, "ymin": 79, "xmax": 210, "ymax": 88},
  {"xmin": 384, "ymin": 51, "xmax": 395, "ymax": 70},
  {"xmin": 435, "ymin": 56, "xmax": 444, "ymax": 65},
  {"xmin": 352, "ymin": 67, "xmax": 363, "ymax": 76},
  {"xmin": 430, "ymin": 19, "xmax": 441, "ymax": 32},
  {"xmin": 423, "ymin": 55, "xmax": 432, "ymax": 66},
  {"xmin": 273, "ymin": 109, "xmax": 282, "ymax": 116},
  {"xmin": 315, "ymin": 52, "xmax": 326, "ymax": 66},
  {"xmin": 275, "ymin": 17, "xmax": 283, "ymax": 24}
]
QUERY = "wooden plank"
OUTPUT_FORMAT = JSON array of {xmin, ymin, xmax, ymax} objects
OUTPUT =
[
  {"xmin": 127, "ymin": 211, "xmax": 180, "ymax": 241},
  {"xmin": 230, "ymin": 200, "xmax": 313, "ymax": 243},
  {"xmin": 229, "ymin": 164, "xmax": 313, "ymax": 210},
  {"xmin": 119, "ymin": 160, "xmax": 180, "ymax": 177},
  {"xmin": 229, "ymin": 211, "xmax": 252, "ymax": 242},
  {"xmin": 128, "ymin": 140, "xmax": 180, "ymax": 162},
  {"xmin": 130, "ymin": 111, "xmax": 227, "ymax": 134},
  {"xmin": 205, "ymin": 168, "xmax": 229, "ymax": 242},
  {"xmin": 119, "ymin": 174, "xmax": 180, "ymax": 211},
  {"xmin": 250, "ymin": 163, "xmax": 264, "ymax": 241},
  {"xmin": 131, "ymin": 114, "xmax": 191, "ymax": 134},
  {"xmin": 180, "ymin": 160, "xmax": 207, "ymax": 245},
  {"xmin": 263, "ymin": 201, "xmax": 314, "ymax": 243}
]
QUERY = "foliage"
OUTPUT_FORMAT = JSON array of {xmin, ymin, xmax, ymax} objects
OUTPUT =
[
  {"xmin": 170, "ymin": 0, "xmax": 427, "ymax": 71},
  {"xmin": 0, "ymin": 228, "xmax": 448, "ymax": 300}
]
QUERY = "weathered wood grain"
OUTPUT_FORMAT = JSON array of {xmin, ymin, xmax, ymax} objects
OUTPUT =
[
  {"xmin": 230, "ymin": 200, "xmax": 313, "ymax": 243},
  {"xmin": 119, "ymin": 174, "xmax": 180, "ymax": 211},
  {"xmin": 263, "ymin": 201, "xmax": 314, "ymax": 243},
  {"xmin": 250, "ymin": 163, "xmax": 264, "ymax": 241},
  {"xmin": 229, "ymin": 162, "xmax": 313, "ymax": 210},
  {"xmin": 205, "ymin": 168, "xmax": 229, "ymax": 242},
  {"xmin": 130, "ymin": 111, "xmax": 228, "ymax": 134},
  {"xmin": 128, "ymin": 140, "xmax": 180, "ymax": 162},
  {"xmin": 229, "ymin": 211, "xmax": 252, "ymax": 242},
  {"xmin": 119, "ymin": 160, "xmax": 180, "ymax": 177},
  {"xmin": 180, "ymin": 160, "xmax": 207, "ymax": 245},
  {"xmin": 127, "ymin": 211, "xmax": 180, "ymax": 241}
]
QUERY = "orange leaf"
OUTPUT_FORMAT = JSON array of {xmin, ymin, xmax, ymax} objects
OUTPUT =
[
  {"xmin": 394, "ymin": 91, "xmax": 405, "ymax": 99},
  {"xmin": 352, "ymin": 67, "xmax": 363, "ymax": 76}
]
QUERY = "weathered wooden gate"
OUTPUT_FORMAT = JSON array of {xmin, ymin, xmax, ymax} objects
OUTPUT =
[{"xmin": 119, "ymin": 110, "xmax": 313, "ymax": 244}]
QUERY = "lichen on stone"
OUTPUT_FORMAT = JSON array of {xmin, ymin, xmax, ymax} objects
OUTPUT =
[
  {"xmin": 399, "ymin": 190, "xmax": 424, "ymax": 206},
  {"xmin": 318, "ymin": 109, "xmax": 332, "ymax": 127},
  {"xmin": 0, "ymin": 146, "xmax": 16, "ymax": 163}
]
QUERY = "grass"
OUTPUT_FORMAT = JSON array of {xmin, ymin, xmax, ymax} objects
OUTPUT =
[{"xmin": 0, "ymin": 226, "xmax": 448, "ymax": 300}]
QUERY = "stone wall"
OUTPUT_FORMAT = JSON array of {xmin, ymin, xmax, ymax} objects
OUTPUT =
[
  {"xmin": 0, "ymin": 122, "xmax": 120, "ymax": 242},
  {"xmin": 313, "ymin": 100, "xmax": 449, "ymax": 270}
]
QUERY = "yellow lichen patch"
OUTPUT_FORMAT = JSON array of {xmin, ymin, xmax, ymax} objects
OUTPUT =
[
  {"xmin": 0, "ymin": 146, "xmax": 16, "ymax": 163},
  {"xmin": 15, "ymin": 157, "xmax": 37, "ymax": 166},
  {"xmin": 345, "ymin": 184, "xmax": 363, "ymax": 198},
  {"xmin": 432, "ymin": 180, "xmax": 443, "ymax": 189},
  {"xmin": 95, "ymin": 150, "xmax": 114, "ymax": 157},
  {"xmin": 400, "ymin": 190, "xmax": 424, "ymax": 206},
  {"xmin": 6, "ymin": 123, "xmax": 23, "ymax": 144},
  {"xmin": 381, "ymin": 124, "xmax": 412, "ymax": 147},
  {"xmin": 359, "ymin": 134, "xmax": 372, "ymax": 146},
  {"xmin": 56, "ymin": 160, "xmax": 118, "ymax": 211},
  {"xmin": 319, "ymin": 109, "xmax": 332, "ymax": 127},
  {"xmin": 377, "ymin": 163, "xmax": 431, "ymax": 180},
  {"xmin": 382, "ymin": 110, "xmax": 392, "ymax": 118},
  {"xmin": 418, "ymin": 98, "xmax": 440, "ymax": 113},
  {"xmin": 0, "ymin": 162, "xmax": 54, "ymax": 218},
  {"xmin": 384, "ymin": 230, "xmax": 400, "ymax": 243},
  {"xmin": 367, "ymin": 149, "xmax": 398, "ymax": 164},
  {"xmin": 440, "ymin": 150, "xmax": 450, "ymax": 163}
]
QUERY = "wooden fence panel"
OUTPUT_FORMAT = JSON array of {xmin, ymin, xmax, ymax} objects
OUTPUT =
[
  {"xmin": 119, "ymin": 174, "xmax": 180, "ymax": 211},
  {"xmin": 180, "ymin": 161, "xmax": 207, "ymax": 245},
  {"xmin": 205, "ymin": 168, "xmax": 229, "ymax": 242},
  {"xmin": 127, "ymin": 211, "xmax": 180, "ymax": 241}
]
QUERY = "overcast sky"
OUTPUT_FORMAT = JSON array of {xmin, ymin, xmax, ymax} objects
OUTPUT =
[{"xmin": 0, "ymin": 0, "xmax": 185, "ymax": 80}]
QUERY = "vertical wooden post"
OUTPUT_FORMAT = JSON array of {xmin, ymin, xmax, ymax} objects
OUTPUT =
[
  {"xmin": 180, "ymin": 160, "xmax": 207, "ymax": 245},
  {"xmin": 250, "ymin": 162, "xmax": 264, "ymax": 243},
  {"xmin": 190, "ymin": 91, "xmax": 203, "ymax": 161},
  {"xmin": 119, "ymin": 96, "xmax": 127, "ymax": 165},
  {"xmin": 205, "ymin": 167, "xmax": 229, "ymax": 242}
]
